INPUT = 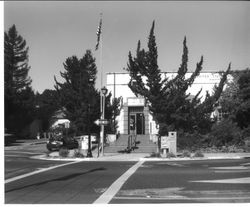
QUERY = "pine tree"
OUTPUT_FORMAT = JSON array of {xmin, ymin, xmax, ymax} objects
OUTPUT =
[
  {"xmin": 105, "ymin": 94, "xmax": 122, "ymax": 134},
  {"xmin": 54, "ymin": 50, "xmax": 99, "ymax": 134},
  {"xmin": 5, "ymin": 25, "xmax": 31, "ymax": 95},
  {"xmin": 55, "ymin": 50, "xmax": 122, "ymax": 136},
  {"xmin": 35, "ymin": 89, "xmax": 60, "ymax": 131},
  {"xmin": 4, "ymin": 24, "xmax": 34, "ymax": 135}
]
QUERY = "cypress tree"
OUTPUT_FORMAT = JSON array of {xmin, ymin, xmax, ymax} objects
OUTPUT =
[{"xmin": 126, "ymin": 21, "xmax": 229, "ymax": 135}]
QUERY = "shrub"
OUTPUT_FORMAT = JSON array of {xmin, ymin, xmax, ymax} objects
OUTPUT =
[
  {"xmin": 181, "ymin": 150, "xmax": 191, "ymax": 157},
  {"xmin": 166, "ymin": 152, "xmax": 176, "ymax": 158},
  {"xmin": 177, "ymin": 131, "xmax": 203, "ymax": 151},
  {"xmin": 209, "ymin": 119, "xmax": 242, "ymax": 147},
  {"xmin": 242, "ymin": 126, "xmax": 250, "ymax": 138},
  {"xmin": 193, "ymin": 150, "xmax": 204, "ymax": 158},
  {"xmin": 149, "ymin": 152, "xmax": 161, "ymax": 158},
  {"xmin": 45, "ymin": 151, "xmax": 51, "ymax": 157},
  {"xmin": 59, "ymin": 147, "xmax": 69, "ymax": 157},
  {"xmin": 74, "ymin": 149, "xmax": 84, "ymax": 158}
]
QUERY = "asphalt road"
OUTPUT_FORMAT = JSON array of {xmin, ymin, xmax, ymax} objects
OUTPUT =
[
  {"xmin": 5, "ymin": 161, "xmax": 135, "ymax": 204},
  {"xmin": 5, "ymin": 157, "xmax": 250, "ymax": 204},
  {"xmin": 111, "ymin": 159, "xmax": 250, "ymax": 203},
  {"xmin": 5, "ymin": 140, "xmax": 72, "ymax": 179},
  {"xmin": 5, "ymin": 140, "xmax": 250, "ymax": 204}
]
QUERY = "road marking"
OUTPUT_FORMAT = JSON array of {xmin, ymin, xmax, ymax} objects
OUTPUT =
[
  {"xmin": 241, "ymin": 162, "xmax": 250, "ymax": 166},
  {"xmin": 157, "ymin": 162, "xmax": 185, "ymax": 167},
  {"xmin": 5, "ymin": 155, "xmax": 29, "ymax": 157},
  {"xmin": 113, "ymin": 196, "xmax": 250, "ymax": 201},
  {"xmin": 210, "ymin": 166, "xmax": 250, "ymax": 170},
  {"xmin": 190, "ymin": 177, "xmax": 250, "ymax": 184},
  {"xmin": 214, "ymin": 170, "xmax": 250, "ymax": 173},
  {"xmin": 114, "ymin": 189, "xmax": 250, "ymax": 201},
  {"xmin": 94, "ymin": 160, "xmax": 145, "ymax": 204},
  {"xmin": 5, "ymin": 161, "xmax": 80, "ymax": 184},
  {"xmin": 5, "ymin": 151, "xmax": 41, "ymax": 154}
]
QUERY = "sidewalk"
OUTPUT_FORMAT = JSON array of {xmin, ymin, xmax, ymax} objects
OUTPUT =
[
  {"xmin": 20, "ymin": 138, "xmax": 250, "ymax": 162},
  {"xmin": 33, "ymin": 151, "xmax": 250, "ymax": 162}
]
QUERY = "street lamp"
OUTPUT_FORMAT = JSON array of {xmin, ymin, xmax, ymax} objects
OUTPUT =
[
  {"xmin": 86, "ymin": 104, "xmax": 93, "ymax": 157},
  {"xmin": 100, "ymin": 86, "xmax": 108, "ymax": 156},
  {"xmin": 101, "ymin": 86, "xmax": 108, "ymax": 96}
]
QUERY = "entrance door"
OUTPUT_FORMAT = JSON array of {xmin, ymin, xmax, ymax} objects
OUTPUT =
[
  {"xmin": 129, "ymin": 113, "xmax": 145, "ymax": 135},
  {"xmin": 129, "ymin": 114, "xmax": 136, "ymax": 135},
  {"xmin": 136, "ymin": 113, "xmax": 144, "ymax": 134}
]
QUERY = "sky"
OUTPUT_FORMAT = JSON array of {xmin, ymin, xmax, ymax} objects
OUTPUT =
[{"xmin": 4, "ymin": 1, "xmax": 250, "ymax": 93}]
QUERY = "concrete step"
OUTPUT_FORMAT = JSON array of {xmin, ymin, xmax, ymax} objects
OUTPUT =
[{"xmin": 105, "ymin": 134, "xmax": 157, "ymax": 153}]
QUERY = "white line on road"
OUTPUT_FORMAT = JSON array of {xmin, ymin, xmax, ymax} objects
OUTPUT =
[
  {"xmin": 190, "ymin": 177, "xmax": 250, "ymax": 184},
  {"xmin": 5, "ymin": 161, "xmax": 81, "ymax": 184},
  {"xmin": 210, "ymin": 166, "xmax": 250, "ymax": 170},
  {"xmin": 93, "ymin": 160, "xmax": 145, "ymax": 204},
  {"xmin": 113, "ymin": 196, "xmax": 250, "ymax": 201}
]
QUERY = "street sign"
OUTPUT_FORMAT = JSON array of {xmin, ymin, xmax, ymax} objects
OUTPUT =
[
  {"xmin": 94, "ymin": 119, "xmax": 109, "ymax": 126},
  {"xmin": 161, "ymin": 136, "xmax": 169, "ymax": 149},
  {"xmin": 65, "ymin": 122, "xmax": 70, "ymax": 129}
]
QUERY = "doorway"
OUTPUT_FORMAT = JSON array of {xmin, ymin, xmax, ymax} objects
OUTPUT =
[{"xmin": 129, "ymin": 112, "xmax": 145, "ymax": 135}]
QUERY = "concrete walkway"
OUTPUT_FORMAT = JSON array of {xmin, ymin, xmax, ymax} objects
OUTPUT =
[{"xmin": 33, "ymin": 151, "xmax": 250, "ymax": 162}]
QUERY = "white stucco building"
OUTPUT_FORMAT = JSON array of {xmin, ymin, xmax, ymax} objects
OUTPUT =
[{"xmin": 106, "ymin": 72, "xmax": 229, "ymax": 135}]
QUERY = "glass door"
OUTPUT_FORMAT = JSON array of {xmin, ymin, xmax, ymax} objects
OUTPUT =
[
  {"xmin": 136, "ymin": 113, "xmax": 144, "ymax": 135},
  {"xmin": 129, "ymin": 114, "xmax": 136, "ymax": 134}
]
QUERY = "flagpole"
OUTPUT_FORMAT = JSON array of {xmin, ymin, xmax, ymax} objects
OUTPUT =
[
  {"xmin": 99, "ymin": 13, "xmax": 105, "ymax": 157},
  {"xmin": 100, "ymin": 24, "xmax": 103, "ymax": 88}
]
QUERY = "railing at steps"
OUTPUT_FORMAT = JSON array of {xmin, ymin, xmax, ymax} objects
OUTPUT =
[{"xmin": 126, "ymin": 134, "xmax": 137, "ymax": 153}]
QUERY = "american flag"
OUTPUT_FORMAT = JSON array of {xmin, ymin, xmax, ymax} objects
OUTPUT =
[{"xmin": 95, "ymin": 17, "xmax": 102, "ymax": 50}]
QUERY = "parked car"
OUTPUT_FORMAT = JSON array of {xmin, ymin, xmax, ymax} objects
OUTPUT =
[
  {"xmin": 46, "ymin": 137, "xmax": 79, "ymax": 151},
  {"xmin": 5, "ymin": 133, "xmax": 16, "ymax": 145},
  {"xmin": 74, "ymin": 134, "xmax": 98, "ymax": 144}
]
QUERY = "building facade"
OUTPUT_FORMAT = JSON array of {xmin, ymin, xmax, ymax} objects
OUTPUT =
[{"xmin": 106, "ymin": 72, "xmax": 227, "ymax": 135}]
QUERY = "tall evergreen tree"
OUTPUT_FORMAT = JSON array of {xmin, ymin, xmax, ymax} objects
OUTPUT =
[
  {"xmin": 4, "ymin": 24, "xmax": 34, "ymax": 135},
  {"xmin": 35, "ymin": 89, "xmax": 61, "ymax": 131},
  {"xmin": 54, "ymin": 50, "xmax": 99, "ymax": 134},
  {"xmin": 220, "ymin": 68, "xmax": 250, "ymax": 129},
  {"xmin": 5, "ymin": 25, "xmax": 31, "ymax": 95},
  {"xmin": 55, "ymin": 50, "xmax": 122, "ymax": 136},
  {"xmin": 193, "ymin": 64, "xmax": 231, "ymax": 133},
  {"xmin": 234, "ymin": 68, "xmax": 250, "ymax": 128},
  {"xmin": 126, "ymin": 21, "xmax": 230, "ymax": 135}
]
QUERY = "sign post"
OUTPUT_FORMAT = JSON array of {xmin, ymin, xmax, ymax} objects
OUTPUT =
[
  {"xmin": 94, "ymin": 119, "xmax": 109, "ymax": 126},
  {"xmin": 95, "ymin": 118, "xmax": 109, "ymax": 157},
  {"xmin": 161, "ymin": 136, "xmax": 169, "ymax": 157}
]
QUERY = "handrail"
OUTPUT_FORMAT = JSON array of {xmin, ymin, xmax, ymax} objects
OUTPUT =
[{"xmin": 127, "ymin": 134, "xmax": 137, "ymax": 152}]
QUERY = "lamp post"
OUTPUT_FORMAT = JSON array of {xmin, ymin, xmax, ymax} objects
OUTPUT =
[
  {"xmin": 100, "ymin": 86, "xmax": 108, "ymax": 156},
  {"xmin": 86, "ymin": 103, "xmax": 93, "ymax": 157}
]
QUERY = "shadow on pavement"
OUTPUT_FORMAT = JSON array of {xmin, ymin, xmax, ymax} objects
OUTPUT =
[{"xmin": 5, "ymin": 167, "xmax": 106, "ymax": 193}]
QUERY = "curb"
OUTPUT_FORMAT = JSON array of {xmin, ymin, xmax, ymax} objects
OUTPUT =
[
  {"xmin": 31, "ymin": 153, "xmax": 250, "ymax": 162},
  {"xmin": 30, "ymin": 141, "xmax": 47, "ymax": 145}
]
